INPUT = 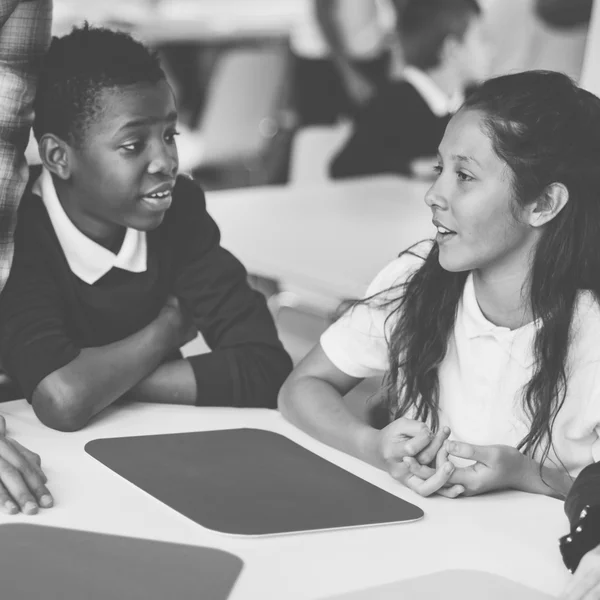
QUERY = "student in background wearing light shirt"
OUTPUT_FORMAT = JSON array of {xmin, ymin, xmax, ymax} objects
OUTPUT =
[
  {"xmin": 330, "ymin": 0, "xmax": 490, "ymax": 180},
  {"xmin": 280, "ymin": 70, "xmax": 600, "ymax": 500},
  {"xmin": 291, "ymin": 0, "xmax": 397, "ymax": 126}
]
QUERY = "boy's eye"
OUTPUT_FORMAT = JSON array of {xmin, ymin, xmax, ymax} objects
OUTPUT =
[{"xmin": 121, "ymin": 141, "xmax": 143, "ymax": 152}]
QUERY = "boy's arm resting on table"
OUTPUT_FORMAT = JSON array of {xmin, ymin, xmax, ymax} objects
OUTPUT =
[
  {"xmin": 0, "ymin": 251, "xmax": 191, "ymax": 431},
  {"xmin": 138, "ymin": 177, "xmax": 292, "ymax": 409},
  {"xmin": 31, "ymin": 302, "xmax": 188, "ymax": 431}
]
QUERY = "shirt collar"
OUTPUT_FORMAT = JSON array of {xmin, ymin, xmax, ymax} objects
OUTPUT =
[
  {"xmin": 460, "ymin": 273, "xmax": 537, "ymax": 368},
  {"xmin": 402, "ymin": 66, "xmax": 462, "ymax": 117},
  {"xmin": 33, "ymin": 168, "xmax": 147, "ymax": 285}
]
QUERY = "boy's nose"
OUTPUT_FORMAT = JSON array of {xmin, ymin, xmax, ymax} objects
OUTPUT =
[{"xmin": 147, "ymin": 147, "xmax": 178, "ymax": 176}]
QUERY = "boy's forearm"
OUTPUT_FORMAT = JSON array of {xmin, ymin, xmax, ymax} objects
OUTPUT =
[
  {"xmin": 32, "ymin": 315, "xmax": 178, "ymax": 430},
  {"xmin": 123, "ymin": 359, "xmax": 197, "ymax": 405}
]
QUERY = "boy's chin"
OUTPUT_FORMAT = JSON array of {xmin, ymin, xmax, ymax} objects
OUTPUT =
[{"xmin": 132, "ymin": 212, "xmax": 167, "ymax": 231}]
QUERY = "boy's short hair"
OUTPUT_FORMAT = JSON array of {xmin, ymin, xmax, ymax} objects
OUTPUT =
[
  {"xmin": 33, "ymin": 23, "xmax": 166, "ymax": 146},
  {"xmin": 399, "ymin": 0, "xmax": 482, "ymax": 71}
]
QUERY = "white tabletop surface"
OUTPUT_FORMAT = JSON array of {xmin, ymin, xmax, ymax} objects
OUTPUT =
[
  {"xmin": 0, "ymin": 400, "xmax": 568, "ymax": 599},
  {"xmin": 206, "ymin": 176, "xmax": 435, "ymax": 301}
]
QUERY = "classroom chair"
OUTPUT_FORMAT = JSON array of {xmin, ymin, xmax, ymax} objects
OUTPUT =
[
  {"xmin": 190, "ymin": 44, "xmax": 295, "ymax": 189},
  {"xmin": 288, "ymin": 122, "xmax": 352, "ymax": 185}
]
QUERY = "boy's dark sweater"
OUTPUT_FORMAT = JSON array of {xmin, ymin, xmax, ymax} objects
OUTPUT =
[
  {"xmin": 330, "ymin": 79, "xmax": 450, "ymax": 179},
  {"xmin": 0, "ymin": 173, "xmax": 292, "ymax": 408}
]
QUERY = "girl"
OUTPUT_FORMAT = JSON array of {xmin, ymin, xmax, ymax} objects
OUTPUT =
[{"xmin": 278, "ymin": 70, "xmax": 600, "ymax": 500}]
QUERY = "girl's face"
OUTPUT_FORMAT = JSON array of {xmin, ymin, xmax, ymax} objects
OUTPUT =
[{"xmin": 425, "ymin": 109, "xmax": 539, "ymax": 277}]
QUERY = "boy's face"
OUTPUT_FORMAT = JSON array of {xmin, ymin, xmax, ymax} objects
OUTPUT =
[{"xmin": 65, "ymin": 80, "xmax": 179, "ymax": 241}]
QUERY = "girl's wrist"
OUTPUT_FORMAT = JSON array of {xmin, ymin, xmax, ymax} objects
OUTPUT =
[{"xmin": 515, "ymin": 454, "xmax": 572, "ymax": 499}]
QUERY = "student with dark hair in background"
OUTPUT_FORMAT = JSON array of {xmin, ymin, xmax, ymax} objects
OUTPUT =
[
  {"xmin": 0, "ymin": 24, "xmax": 292, "ymax": 433},
  {"xmin": 330, "ymin": 0, "xmax": 489, "ymax": 179}
]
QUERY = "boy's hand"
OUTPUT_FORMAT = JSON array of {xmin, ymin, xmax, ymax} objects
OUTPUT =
[
  {"xmin": 159, "ymin": 295, "xmax": 196, "ymax": 349},
  {"xmin": 0, "ymin": 415, "xmax": 54, "ymax": 515},
  {"xmin": 443, "ymin": 441, "xmax": 525, "ymax": 496},
  {"xmin": 373, "ymin": 419, "xmax": 461, "ymax": 497},
  {"xmin": 561, "ymin": 544, "xmax": 600, "ymax": 600}
]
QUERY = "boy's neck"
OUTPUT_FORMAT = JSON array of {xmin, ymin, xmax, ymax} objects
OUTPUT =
[{"xmin": 53, "ymin": 177, "xmax": 126, "ymax": 253}]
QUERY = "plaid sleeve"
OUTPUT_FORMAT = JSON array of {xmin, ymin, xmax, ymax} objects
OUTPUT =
[{"xmin": 0, "ymin": 0, "xmax": 52, "ymax": 292}]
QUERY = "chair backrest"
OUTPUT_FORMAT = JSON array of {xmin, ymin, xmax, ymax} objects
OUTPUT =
[
  {"xmin": 289, "ymin": 123, "xmax": 352, "ymax": 184},
  {"xmin": 198, "ymin": 45, "xmax": 292, "ymax": 167}
]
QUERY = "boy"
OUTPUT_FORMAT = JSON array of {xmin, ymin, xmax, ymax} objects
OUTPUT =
[
  {"xmin": 330, "ymin": 0, "xmax": 489, "ymax": 179},
  {"xmin": 0, "ymin": 24, "xmax": 293, "ymax": 432}
]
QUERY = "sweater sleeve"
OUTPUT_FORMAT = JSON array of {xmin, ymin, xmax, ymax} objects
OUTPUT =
[
  {"xmin": 0, "ymin": 212, "xmax": 80, "ymax": 400},
  {"xmin": 171, "ymin": 177, "xmax": 292, "ymax": 409}
]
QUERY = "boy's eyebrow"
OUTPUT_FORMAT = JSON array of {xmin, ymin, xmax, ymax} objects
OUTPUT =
[{"xmin": 115, "ymin": 111, "xmax": 178, "ymax": 133}]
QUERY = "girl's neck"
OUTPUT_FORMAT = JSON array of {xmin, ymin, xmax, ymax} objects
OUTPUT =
[{"xmin": 472, "ymin": 267, "xmax": 533, "ymax": 331}]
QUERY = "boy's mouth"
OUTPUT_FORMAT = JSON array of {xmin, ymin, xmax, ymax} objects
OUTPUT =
[{"xmin": 140, "ymin": 187, "xmax": 173, "ymax": 212}]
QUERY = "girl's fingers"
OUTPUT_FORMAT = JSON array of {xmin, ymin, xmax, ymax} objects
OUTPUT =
[
  {"xmin": 416, "ymin": 426, "xmax": 451, "ymax": 466},
  {"xmin": 437, "ymin": 484, "xmax": 465, "ymax": 499},
  {"xmin": 403, "ymin": 456, "xmax": 435, "ymax": 479},
  {"xmin": 402, "ymin": 458, "xmax": 457, "ymax": 497}
]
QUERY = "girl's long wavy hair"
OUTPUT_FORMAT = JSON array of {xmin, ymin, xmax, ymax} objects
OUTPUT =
[{"xmin": 369, "ymin": 71, "xmax": 600, "ymax": 464}]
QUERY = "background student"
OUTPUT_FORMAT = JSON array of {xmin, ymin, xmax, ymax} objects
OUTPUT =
[
  {"xmin": 329, "ymin": 0, "xmax": 489, "ymax": 179},
  {"xmin": 0, "ymin": 25, "xmax": 292, "ymax": 433},
  {"xmin": 291, "ymin": 0, "xmax": 397, "ymax": 126},
  {"xmin": 280, "ymin": 70, "xmax": 600, "ymax": 500}
]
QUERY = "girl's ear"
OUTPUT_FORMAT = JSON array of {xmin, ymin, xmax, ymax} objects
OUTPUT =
[
  {"xmin": 38, "ymin": 134, "xmax": 72, "ymax": 180},
  {"xmin": 528, "ymin": 182, "xmax": 569, "ymax": 227}
]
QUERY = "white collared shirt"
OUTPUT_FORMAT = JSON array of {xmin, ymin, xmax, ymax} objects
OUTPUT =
[
  {"xmin": 320, "ymin": 242, "xmax": 600, "ymax": 476},
  {"xmin": 32, "ymin": 168, "xmax": 147, "ymax": 285},
  {"xmin": 402, "ymin": 66, "xmax": 462, "ymax": 118}
]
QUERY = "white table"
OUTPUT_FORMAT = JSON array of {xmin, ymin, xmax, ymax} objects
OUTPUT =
[
  {"xmin": 206, "ymin": 176, "xmax": 435, "ymax": 301},
  {"xmin": 0, "ymin": 400, "xmax": 569, "ymax": 599}
]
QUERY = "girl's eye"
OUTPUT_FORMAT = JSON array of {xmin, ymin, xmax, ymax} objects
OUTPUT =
[
  {"xmin": 432, "ymin": 164, "xmax": 442, "ymax": 175},
  {"xmin": 165, "ymin": 130, "xmax": 180, "ymax": 143},
  {"xmin": 457, "ymin": 171, "xmax": 473, "ymax": 182}
]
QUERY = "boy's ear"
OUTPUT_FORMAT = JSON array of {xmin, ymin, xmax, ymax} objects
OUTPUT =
[
  {"xmin": 38, "ymin": 134, "xmax": 73, "ymax": 180},
  {"xmin": 529, "ymin": 182, "xmax": 569, "ymax": 227}
]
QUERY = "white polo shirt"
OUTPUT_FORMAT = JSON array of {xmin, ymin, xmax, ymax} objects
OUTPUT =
[
  {"xmin": 32, "ymin": 168, "xmax": 147, "ymax": 285},
  {"xmin": 320, "ymin": 242, "xmax": 600, "ymax": 476},
  {"xmin": 402, "ymin": 66, "xmax": 462, "ymax": 118}
]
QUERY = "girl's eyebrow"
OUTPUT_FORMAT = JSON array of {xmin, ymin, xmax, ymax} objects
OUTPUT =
[{"xmin": 452, "ymin": 154, "xmax": 481, "ymax": 167}]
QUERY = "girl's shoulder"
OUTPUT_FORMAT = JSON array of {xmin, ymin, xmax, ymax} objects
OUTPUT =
[
  {"xmin": 365, "ymin": 240, "xmax": 433, "ymax": 298},
  {"xmin": 569, "ymin": 290, "xmax": 600, "ymax": 364}
]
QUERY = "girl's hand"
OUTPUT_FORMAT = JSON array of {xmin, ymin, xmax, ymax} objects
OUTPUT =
[
  {"xmin": 374, "ymin": 420, "xmax": 462, "ymax": 497},
  {"xmin": 444, "ymin": 441, "xmax": 526, "ymax": 496},
  {"xmin": 561, "ymin": 544, "xmax": 600, "ymax": 600}
]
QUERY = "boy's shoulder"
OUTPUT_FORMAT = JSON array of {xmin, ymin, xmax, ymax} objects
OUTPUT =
[{"xmin": 162, "ymin": 174, "xmax": 207, "ymax": 225}]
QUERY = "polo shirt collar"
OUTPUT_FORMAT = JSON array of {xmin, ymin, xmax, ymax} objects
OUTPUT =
[
  {"xmin": 402, "ymin": 66, "xmax": 462, "ymax": 117},
  {"xmin": 32, "ymin": 168, "xmax": 147, "ymax": 285},
  {"xmin": 460, "ymin": 273, "xmax": 537, "ymax": 368}
]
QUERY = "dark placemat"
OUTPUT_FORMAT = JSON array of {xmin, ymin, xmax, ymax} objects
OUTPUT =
[
  {"xmin": 85, "ymin": 428, "xmax": 424, "ymax": 536},
  {"xmin": 0, "ymin": 523, "xmax": 243, "ymax": 600}
]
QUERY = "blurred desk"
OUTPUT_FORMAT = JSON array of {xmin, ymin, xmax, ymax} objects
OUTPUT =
[
  {"xmin": 0, "ymin": 399, "xmax": 569, "ymax": 599},
  {"xmin": 206, "ymin": 176, "xmax": 435, "ymax": 301}
]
